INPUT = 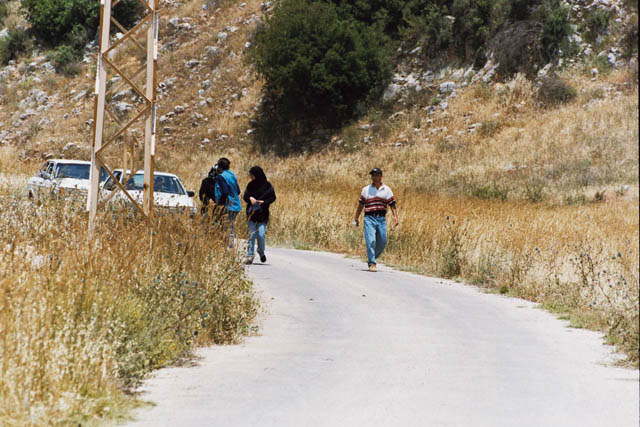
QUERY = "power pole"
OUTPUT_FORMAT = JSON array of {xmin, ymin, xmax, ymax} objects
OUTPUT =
[{"xmin": 87, "ymin": 0, "xmax": 160, "ymax": 232}]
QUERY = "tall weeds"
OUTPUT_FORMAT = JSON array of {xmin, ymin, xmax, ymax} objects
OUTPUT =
[{"xmin": 0, "ymin": 197, "xmax": 258, "ymax": 425}]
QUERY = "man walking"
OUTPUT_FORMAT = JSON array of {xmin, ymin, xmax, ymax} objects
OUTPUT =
[
  {"xmin": 214, "ymin": 157, "xmax": 242, "ymax": 247},
  {"xmin": 353, "ymin": 168, "xmax": 398, "ymax": 272}
]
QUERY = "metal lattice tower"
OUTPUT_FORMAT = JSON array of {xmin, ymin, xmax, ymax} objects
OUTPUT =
[{"xmin": 87, "ymin": 0, "xmax": 160, "ymax": 232}]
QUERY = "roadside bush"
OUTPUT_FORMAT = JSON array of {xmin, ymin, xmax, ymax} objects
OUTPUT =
[
  {"xmin": 537, "ymin": 74, "xmax": 576, "ymax": 106},
  {"xmin": 0, "ymin": 200, "xmax": 258, "ymax": 424},
  {"xmin": 0, "ymin": 27, "xmax": 30, "ymax": 65},
  {"xmin": 250, "ymin": 0, "xmax": 392, "ymax": 132}
]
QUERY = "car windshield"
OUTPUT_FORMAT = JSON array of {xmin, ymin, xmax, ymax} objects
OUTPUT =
[
  {"xmin": 100, "ymin": 167, "xmax": 109, "ymax": 182},
  {"xmin": 56, "ymin": 164, "xmax": 90, "ymax": 180},
  {"xmin": 125, "ymin": 174, "xmax": 185, "ymax": 195}
]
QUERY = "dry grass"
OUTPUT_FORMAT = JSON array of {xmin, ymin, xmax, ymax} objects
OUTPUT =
[{"xmin": 0, "ymin": 194, "xmax": 258, "ymax": 425}]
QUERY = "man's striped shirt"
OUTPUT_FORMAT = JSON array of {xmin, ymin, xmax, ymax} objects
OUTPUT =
[{"xmin": 359, "ymin": 184, "xmax": 396, "ymax": 216}]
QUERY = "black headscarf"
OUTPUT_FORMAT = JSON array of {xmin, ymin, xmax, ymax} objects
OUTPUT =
[
  {"xmin": 248, "ymin": 166, "xmax": 267, "ymax": 188},
  {"xmin": 243, "ymin": 166, "xmax": 276, "ymax": 223}
]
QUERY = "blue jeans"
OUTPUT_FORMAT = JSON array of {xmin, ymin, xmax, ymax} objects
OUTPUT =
[
  {"xmin": 247, "ymin": 221, "xmax": 266, "ymax": 259},
  {"xmin": 225, "ymin": 210, "xmax": 239, "ymax": 248},
  {"xmin": 364, "ymin": 214, "xmax": 387, "ymax": 266}
]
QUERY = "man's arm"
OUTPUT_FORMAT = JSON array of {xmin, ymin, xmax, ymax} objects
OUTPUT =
[
  {"xmin": 353, "ymin": 203, "xmax": 364, "ymax": 226},
  {"xmin": 390, "ymin": 204, "xmax": 399, "ymax": 227}
]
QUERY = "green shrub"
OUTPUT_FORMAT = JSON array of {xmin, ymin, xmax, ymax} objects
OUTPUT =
[
  {"xmin": 471, "ymin": 185, "xmax": 509, "ymax": 201},
  {"xmin": 329, "ymin": 0, "xmax": 407, "ymax": 38},
  {"xmin": 491, "ymin": 20, "xmax": 545, "ymax": 78},
  {"xmin": 402, "ymin": 2, "xmax": 453, "ymax": 58},
  {"xmin": 451, "ymin": 0, "xmax": 509, "ymax": 63},
  {"xmin": 508, "ymin": 0, "xmax": 539, "ymax": 21},
  {"xmin": 583, "ymin": 8, "xmax": 612, "ymax": 43},
  {"xmin": 620, "ymin": 15, "xmax": 638, "ymax": 59},
  {"xmin": 537, "ymin": 74, "xmax": 576, "ymax": 106},
  {"xmin": 532, "ymin": 0, "xmax": 572, "ymax": 61},
  {"xmin": 21, "ymin": 0, "xmax": 144, "ymax": 47},
  {"xmin": 250, "ymin": 0, "xmax": 392, "ymax": 130},
  {"xmin": 0, "ymin": 27, "xmax": 30, "ymax": 65},
  {"xmin": 0, "ymin": 1, "xmax": 9, "ymax": 26},
  {"xmin": 47, "ymin": 44, "xmax": 80, "ymax": 75}
]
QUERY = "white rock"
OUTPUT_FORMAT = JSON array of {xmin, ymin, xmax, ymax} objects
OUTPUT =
[
  {"xmin": 174, "ymin": 105, "xmax": 185, "ymax": 114},
  {"xmin": 205, "ymin": 46, "xmax": 219, "ymax": 58},
  {"xmin": 115, "ymin": 102, "xmax": 133, "ymax": 114},
  {"xmin": 482, "ymin": 68, "xmax": 496, "ymax": 83},
  {"xmin": 185, "ymin": 59, "xmax": 200, "ymax": 68},
  {"xmin": 169, "ymin": 17, "xmax": 180, "ymax": 28},
  {"xmin": 422, "ymin": 71, "xmax": 434, "ymax": 82},
  {"xmin": 218, "ymin": 32, "xmax": 228, "ymax": 41},
  {"xmin": 73, "ymin": 90, "xmax": 88, "ymax": 102},
  {"xmin": 463, "ymin": 67, "xmax": 475, "ymax": 81},
  {"xmin": 439, "ymin": 82, "xmax": 456, "ymax": 94},
  {"xmin": 537, "ymin": 63, "xmax": 553, "ymax": 80},
  {"xmin": 450, "ymin": 69, "xmax": 464, "ymax": 80},
  {"xmin": 468, "ymin": 123, "xmax": 482, "ymax": 133}
]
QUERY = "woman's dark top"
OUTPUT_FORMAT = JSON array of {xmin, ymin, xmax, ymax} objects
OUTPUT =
[
  {"xmin": 198, "ymin": 167, "xmax": 217, "ymax": 214},
  {"xmin": 243, "ymin": 166, "xmax": 276, "ymax": 224}
]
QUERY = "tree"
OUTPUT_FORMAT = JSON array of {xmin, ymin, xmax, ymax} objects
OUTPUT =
[{"xmin": 250, "ymin": 0, "xmax": 392, "ymax": 130}]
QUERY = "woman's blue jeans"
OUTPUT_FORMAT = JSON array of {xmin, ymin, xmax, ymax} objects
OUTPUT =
[
  {"xmin": 247, "ymin": 221, "xmax": 266, "ymax": 259},
  {"xmin": 363, "ymin": 214, "xmax": 387, "ymax": 266}
]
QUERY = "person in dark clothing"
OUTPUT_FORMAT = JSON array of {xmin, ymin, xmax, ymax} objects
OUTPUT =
[
  {"xmin": 242, "ymin": 166, "xmax": 276, "ymax": 264},
  {"xmin": 198, "ymin": 166, "xmax": 217, "ymax": 215}
]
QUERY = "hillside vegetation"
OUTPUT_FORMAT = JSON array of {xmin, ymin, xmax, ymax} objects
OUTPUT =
[{"xmin": 0, "ymin": 0, "xmax": 638, "ymax": 424}]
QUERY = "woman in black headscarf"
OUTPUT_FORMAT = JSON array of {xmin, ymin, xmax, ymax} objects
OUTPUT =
[{"xmin": 243, "ymin": 166, "xmax": 276, "ymax": 264}]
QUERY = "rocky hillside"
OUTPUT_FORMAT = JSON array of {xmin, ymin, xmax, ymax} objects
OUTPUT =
[{"xmin": 0, "ymin": 0, "xmax": 636, "ymax": 161}]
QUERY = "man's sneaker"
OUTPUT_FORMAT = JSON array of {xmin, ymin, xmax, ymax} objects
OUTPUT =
[
  {"xmin": 260, "ymin": 254, "xmax": 267, "ymax": 263},
  {"xmin": 369, "ymin": 264, "xmax": 377, "ymax": 272},
  {"xmin": 244, "ymin": 258, "xmax": 253, "ymax": 265}
]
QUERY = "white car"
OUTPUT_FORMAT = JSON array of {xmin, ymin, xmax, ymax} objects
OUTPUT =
[
  {"xmin": 27, "ymin": 159, "xmax": 104, "ymax": 200},
  {"xmin": 102, "ymin": 169, "xmax": 197, "ymax": 215}
]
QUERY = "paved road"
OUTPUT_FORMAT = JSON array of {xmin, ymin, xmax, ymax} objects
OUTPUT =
[{"xmin": 128, "ymin": 248, "xmax": 639, "ymax": 427}]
